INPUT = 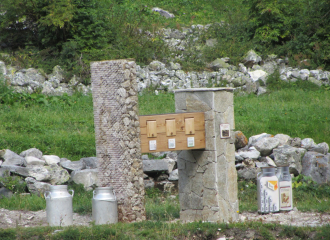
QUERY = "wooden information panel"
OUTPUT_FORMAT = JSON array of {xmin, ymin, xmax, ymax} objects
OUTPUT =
[{"xmin": 139, "ymin": 112, "xmax": 205, "ymax": 153}]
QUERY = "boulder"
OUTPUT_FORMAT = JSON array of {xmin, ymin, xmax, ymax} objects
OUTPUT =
[
  {"xmin": 25, "ymin": 177, "xmax": 51, "ymax": 196},
  {"xmin": 301, "ymin": 152, "xmax": 330, "ymax": 184},
  {"xmin": 163, "ymin": 157, "xmax": 176, "ymax": 173},
  {"xmin": 301, "ymin": 138, "xmax": 317, "ymax": 150},
  {"xmin": 234, "ymin": 131, "xmax": 248, "ymax": 150},
  {"xmin": 243, "ymin": 50, "xmax": 262, "ymax": 67},
  {"xmin": 310, "ymin": 142, "xmax": 329, "ymax": 154},
  {"xmin": 45, "ymin": 164, "xmax": 70, "ymax": 185},
  {"xmin": 15, "ymin": 166, "xmax": 51, "ymax": 181},
  {"xmin": 237, "ymin": 168, "xmax": 259, "ymax": 180},
  {"xmin": 288, "ymin": 137, "xmax": 302, "ymax": 147},
  {"xmin": 273, "ymin": 145, "xmax": 307, "ymax": 175},
  {"xmin": 144, "ymin": 179, "xmax": 155, "ymax": 188},
  {"xmin": 71, "ymin": 169, "xmax": 98, "ymax": 190},
  {"xmin": 207, "ymin": 58, "xmax": 230, "ymax": 71},
  {"xmin": 42, "ymin": 155, "xmax": 60, "ymax": 165},
  {"xmin": 169, "ymin": 169, "xmax": 179, "ymax": 181},
  {"xmin": 23, "ymin": 156, "xmax": 45, "ymax": 166},
  {"xmin": 20, "ymin": 148, "xmax": 43, "ymax": 159},
  {"xmin": 60, "ymin": 160, "xmax": 86, "ymax": 172},
  {"xmin": 237, "ymin": 147, "xmax": 260, "ymax": 160},
  {"xmin": 81, "ymin": 157, "xmax": 98, "ymax": 169},
  {"xmin": 254, "ymin": 137, "xmax": 280, "ymax": 156},
  {"xmin": 274, "ymin": 134, "xmax": 291, "ymax": 146},
  {"xmin": 248, "ymin": 133, "xmax": 272, "ymax": 147},
  {"xmin": 0, "ymin": 187, "xmax": 13, "ymax": 199},
  {"xmin": 143, "ymin": 159, "xmax": 170, "ymax": 173},
  {"xmin": 0, "ymin": 149, "xmax": 25, "ymax": 166},
  {"xmin": 152, "ymin": 7, "xmax": 175, "ymax": 18}
]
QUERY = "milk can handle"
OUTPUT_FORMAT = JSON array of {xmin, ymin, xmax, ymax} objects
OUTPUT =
[
  {"xmin": 69, "ymin": 189, "xmax": 74, "ymax": 197},
  {"xmin": 112, "ymin": 189, "xmax": 117, "ymax": 201},
  {"xmin": 44, "ymin": 191, "xmax": 51, "ymax": 199}
]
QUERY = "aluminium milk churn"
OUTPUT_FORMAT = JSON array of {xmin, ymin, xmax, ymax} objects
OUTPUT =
[
  {"xmin": 276, "ymin": 166, "xmax": 293, "ymax": 211},
  {"xmin": 257, "ymin": 167, "xmax": 279, "ymax": 213},
  {"xmin": 44, "ymin": 185, "xmax": 74, "ymax": 226},
  {"xmin": 92, "ymin": 187, "xmax": 118, "ymax": 225}
]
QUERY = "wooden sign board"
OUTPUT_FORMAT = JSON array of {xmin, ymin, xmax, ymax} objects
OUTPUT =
[{"xmin": 139, "ymin": 112, "xmax": 205, "ymax": 153}]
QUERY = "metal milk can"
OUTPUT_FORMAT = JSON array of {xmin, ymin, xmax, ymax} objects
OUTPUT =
[
  {"xmin": 92, "ymin": 187, "xmax": 118, "ymax": 225},
  {"xmin": 257, "ymin": 167, "xmax": 279, "ymax": 213},
  {"xmin": 44, "ymin": 185, "xmax": 74, "ymax": 226},
  {"xmin": 276, "ymin": 166, "xmax": 293, "ymax": 211}
]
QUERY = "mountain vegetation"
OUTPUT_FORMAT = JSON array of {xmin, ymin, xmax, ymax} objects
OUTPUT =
[{"xmin": 0, "ymin": 0, "xmax": 330, "ymax": 84}]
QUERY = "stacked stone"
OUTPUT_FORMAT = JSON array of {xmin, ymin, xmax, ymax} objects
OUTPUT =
[
  {"xmin": 174, "ymin": 88, "xmax": 239, "ymax": 223},
  {"xmin": 90, "ymin": 60, "xmax": 146, "ymax": 222}
]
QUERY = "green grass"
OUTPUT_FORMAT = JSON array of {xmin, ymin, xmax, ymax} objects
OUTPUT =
[{"xmin": 0, "ymin": 220, "xmax": 328, "ymax": 240}]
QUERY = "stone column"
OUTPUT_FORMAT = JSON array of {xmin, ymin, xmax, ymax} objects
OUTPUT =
[
  {"xmin": 174, "ymin": 88, "xmax": 238, "ymax": 223},
  {"xmin": 90, "ymin": 60, "xmax": 146, "ymax": 222}
]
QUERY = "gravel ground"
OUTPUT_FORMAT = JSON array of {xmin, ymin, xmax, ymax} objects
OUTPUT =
[{"xmin": 0, "ymin": 207, "xmax": 329, "ymax": 229}]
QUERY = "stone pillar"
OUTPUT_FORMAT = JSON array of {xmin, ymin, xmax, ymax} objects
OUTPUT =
[
  {"xmin": 174, "ymin": 88, "xmax": 238, "ymax": 223},
  {"xmin": 91, "ymin": 60, "xmax": 146, "ymax": 222}
]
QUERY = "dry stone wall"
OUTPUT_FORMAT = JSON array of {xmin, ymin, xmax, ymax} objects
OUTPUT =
[
  {"xmin": 90, "ymin": 59, "xmax": 146, "ymax": 222},
  {"xmin": 175, "ymin": 88, "xmax": 239, "ymax": 223}
]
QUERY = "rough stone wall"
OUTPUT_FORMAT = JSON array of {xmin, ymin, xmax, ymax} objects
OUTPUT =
[
  {"xmin": 174, "ymin": 88, "xmax": 239, "ymax": 223},
  {"xmin": 90, "ymin": 60, "xmax": 146, "ymax": 222}
]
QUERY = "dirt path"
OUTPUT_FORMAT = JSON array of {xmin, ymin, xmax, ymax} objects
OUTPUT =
[{"xmin": 1, "ymin": 208, "xmax": 329, "ymax": 229}]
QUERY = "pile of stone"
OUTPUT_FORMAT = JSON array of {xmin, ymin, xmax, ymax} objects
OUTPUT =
[
  {"xmin": 234, "ymin": 131, "xmax": 330, "ymax": 184},
  {"xmin": 0, "ymin": 148, "xmax": 178, "ymax": 198},
  {"xmin": 1, "ymin": 24, "xmax": 330, "ymax": 97}
]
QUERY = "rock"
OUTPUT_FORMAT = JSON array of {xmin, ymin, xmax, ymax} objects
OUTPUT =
[
  {"xmin": 23, "ymin": 156, "xmax": 45, "ymax": 166},
  {"xmin": 0, "ymin": 168, "xmax": 10, "ymax": 178},
  {"xmin": 45, "ymin": 164, "xmax": 70, "ymax": 185},
  {"xmin": 169, "ymin": 169, "xmax": 179, "ymax": 181},
  {"xmin": 274, "ymin": 134, "xmax": 292, "ymax": 146},
  {"xmin": 257, "ymin": 86, "xmax": 267, "ymax": 95},
  {"xmin": 205, "ymin": 38, "xmax": 217, "ymax": 47},
  {"xmin": 60, "ymin": 160, "xmax": 85, "ymax": 172},
  {"xmin": 310, "ymin": 142, "xmax": 329, "ymax": 154},
  {"xmin": 15, "ymin": 166, "xmax": 51, "ymax": 181},
  {"xmin": 243, "ymin": 158, "xmax": 255, "ymax": 168},
  {"xmin": 71, "ymin": 169, "xmax": 98, "ymax": 190},
  {"xmin": 81, "ymin": 157, "xmax": 98, "ymax": 169},
  {"xmin": 148, "ymin": 60, "xmax": 165, "ymax": 71},
  {"xmin": 156, "ymin": 173, "xmax": 169, "ymax": 181},
  {"xmin": 25, "ymin": 177, "xmax": 51, "ymax": 196},
  {"xmin": 207, "ymin": 58, "xmax": 230, "ymax": 71},
  {"xmin": 273, "ymin": 145, "xmax": 307, "ymax": 175},
  {"xmin": 301, "ymin": 152, "xmax": 330, "ymax": 184},
  {"xmin": 237, "ymin": 168, "xmax": 259, "ymax": 180},
  {"xmin": 248, "ymin": 70, "xmax": 267, "ymax": 84},
  {"xmin": 42, "ymin": 155, "xmax": 60, "ymax": 165},
  {"xmin": 152, "ymin": 7, "xmax": 175, "ymax": 18},
  {"xmin": 265, "ymin": 156, "xmax": 276, "ymax": 167},
  {"xmin": 144, "ymin": 179, "xmax": 155, "ymax": 188},
  {"xmin": 141, "ymin": 155, "xmax": 149, "ymax": 160},
  {"xmin": 289, "ymin": 137, "xmax": 302, "ymax": 147},
  {"xmin": 237, "ymin": 147, "xmax": 261, "ymax": 160},
  {"xmin": 255, "ymin": 162, "xmax": 269, "ymax": 168},
  {"xmin": 243, "ymin": 50, "xmax": 262, "ymax": 67},
  {"xmin": 235, "ymin": 152, "xmax": 244, "ymax": 162},
  {"xmin": 254, "ymin": 137, "xmax": 280, "ymax": 156},
  {"xmin": 0, "ymin": 188, "xmax": 13, "ymax": 199},
  {"xmin": 235, "ymin": 131, "xmax": 248, "ymax": 150},
  {"xmin": 248, "ymin": 133, "xmax": 272, "ymax": 147},
  {"xmin": 20, "ymin": 148, "xmax": 43, "ymax": 159},
  {"xmin": 301, "ymin": 138, "xmax": 317, "ymax": 150},
  {"xmin": 143, "ymin": 159, "xmax": 170, "ymax": 173},
  {"xmin": 164, "ymin": 157, "xmax": 176, "ymax": 173},
  {"xmin": 0, "ymin": 149, "xmax": 25, "ymax": 166}
]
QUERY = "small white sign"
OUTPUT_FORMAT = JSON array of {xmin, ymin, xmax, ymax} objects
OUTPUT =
[
  {"xmin": 168, "ymin": 139, "xmax": 176, "ymax": 149},
  {"xmin": 187, "ymin": 137, "xmax": 195, "ymax": 147},
  {"xmin": 220, "ymin": 124, "xmax": 231, "ymax": 138},
  {"xmin": 149, "ymin": 140, "xmax": 157, "ymax": 151}
]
